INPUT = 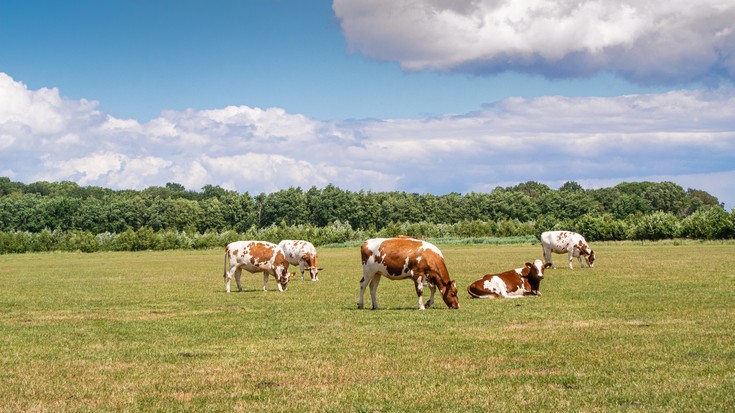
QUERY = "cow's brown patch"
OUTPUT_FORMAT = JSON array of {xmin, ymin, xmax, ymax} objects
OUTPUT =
[
  {"xmin": 377, "ymin": 238, "xmax": 424, "ymax": 277},
  {"xmin": 360, "ymin": 242, "xmax": 374, "ymax": 265},
  {"xmin": 248, "ymin": 242, "xmax": 274, "ymax": 264}
]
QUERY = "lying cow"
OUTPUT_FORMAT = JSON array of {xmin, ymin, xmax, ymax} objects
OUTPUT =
[
  {"xmin": 359, "ymin": 237, "xmax": 459, "ymax": 310},
  {"xmin": 223, "ymin": 241, "xmax": 290, "ymax": 293},
  {"xmin": 467, "ymin": 259, "xmax": 551, "ymax": 298},
  {"xmin": 540, "ymin": 230, "xmax": 596, "ymax": 269},
  {"xmin": 278, "ymin": 240, "xmax": 322, "ymax": 281}
]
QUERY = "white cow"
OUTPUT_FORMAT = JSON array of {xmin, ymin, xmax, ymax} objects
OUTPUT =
[
  {"xmin": 278, "ymin": 240, "xmax": 322, "ymax": 281},
  {"xmin": 540, "ymin": 231, "xmax": 596, "ymax": 269},
  {"xmin": 223, "ymin": 241, "xmax": 290, "ymax": 293}
]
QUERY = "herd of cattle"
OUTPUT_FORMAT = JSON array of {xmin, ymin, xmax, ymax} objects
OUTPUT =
[{"xmin": 223, "ymin": 231, "xmax": 596, "ymax": 310}]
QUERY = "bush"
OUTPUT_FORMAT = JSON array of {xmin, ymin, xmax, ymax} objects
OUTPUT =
[
  {"xmin": 680, "ymin": 206, "xmax": 735, "ymax": 240},
  {"xmin": 57, "ymin": 230, "xmax": 98, "ymax": 252},
  {"xmin": 630, "ymin": 211, "xmax": 680, "ymax": 241}
]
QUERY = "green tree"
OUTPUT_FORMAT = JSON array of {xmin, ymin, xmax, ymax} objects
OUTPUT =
[
  {"xmin": 684, "ymin": 188, "xmax": 722, "ymax": 215},
  {"xmin": 261, "ymin": 187, "xmax": 309, "ymax": 227},
  {"xmin": 559, "ymin": 181, "xmax": 584, "ymax": 192},
  {"xmin": 510, "ymin": 181, "xmax": 551, "ymax": 199},
  {"xmin": 487, "ymin": 190, "xmax": 539, "ymax": 221},
  {"xmin": 612, "ymin": 194, "xmax": 651, "ymax": 219},
  {"xmin": 642, "ymin": 182, "xmax": 688, "ymax": 216}
]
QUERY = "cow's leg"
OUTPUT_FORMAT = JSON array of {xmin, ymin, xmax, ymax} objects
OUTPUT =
[
  {"xmin": 577, "ymin": 254, "xmax": 585, "ymax": 268},
  {"xmin": 369, "ymin": 275, "xmax": 381, "ymax": 310},
  {"xmin": 275, "ymin": 270, "xmax": 285, "ymax": 292},
  {"xmin": 262, "ymin": 273, "xmax": 269, "ymax": 291},
  {"xmin": 568, "ymin": 251, "xmax": 574, "ymax": 269},
  {"xmin": 299, "ymin": 261, "xmax": 306, "ymax": 281},
  {"xmin": 425, "ymin": 280, "xmax": 437, "ymax": 308},
  {"xmin": 358, "ymin": 272, "xmax": 372, "ymax": 309},
  {"xmin": 225, "ymin": 266, "xmax": 236, "ymax": 293},
  {"xmin": 414, "ymin": 276, "xmax": 426, "ymax": 310},
  {"xmin": 234, "ymin": 268, "xmax": 243, "ymax": 292},
  {"xmin": 543, "ymin": 246, "xmax": 555, "ymax": 269}
]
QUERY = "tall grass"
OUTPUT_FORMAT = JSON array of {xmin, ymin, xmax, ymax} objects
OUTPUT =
[{"xmin": 0, "ymin": 243, "xmax": 733, "ymax": 411}]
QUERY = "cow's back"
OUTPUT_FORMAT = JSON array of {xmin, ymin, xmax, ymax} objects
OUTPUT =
[
  {"xmin": 228, "ymin": 240, "xmax": 282, "ymax": 272},
  {"xmin": 541, "ymin": 230, "xmax": 574, "ymax": 252}
]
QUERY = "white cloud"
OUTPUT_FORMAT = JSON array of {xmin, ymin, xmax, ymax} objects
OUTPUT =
[
  {"xmin": 107, "ymin": 156, "xmax": 173, "ymax": 189},
  {"xmin": 0, "ymin": 133, "xmax": 15, "ymax": 150},
  {"xmin": 1, "ymin": 72, "xmax": 734, "ymax": 209},
  {"xmin": 333, "ymin": 0, "xmax": 735, "ymax": 84},
  {"xmin": 37, "ymin": 152, "xmax": 124, "ymax": 184}
]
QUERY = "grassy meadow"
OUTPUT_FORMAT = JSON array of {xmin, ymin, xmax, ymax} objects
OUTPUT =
[{"xmin": 1, "ymin": 241, "xmax": 734, "ymax": 412}]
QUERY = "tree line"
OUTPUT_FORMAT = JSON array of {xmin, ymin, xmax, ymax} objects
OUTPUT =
[{"xmin": 0, "ymin": 177, "xmax": 733, "ymax": 253}]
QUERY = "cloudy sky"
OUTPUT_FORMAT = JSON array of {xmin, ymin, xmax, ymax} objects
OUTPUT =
[{"xmin": 1, "ymin": 0, "xmax": 734, "ymax": 209}]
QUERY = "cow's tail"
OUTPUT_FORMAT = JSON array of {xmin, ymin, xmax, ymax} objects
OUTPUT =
[{"xmin": 223, "ymin": 247, "xmax": 229, "ymax": 279}]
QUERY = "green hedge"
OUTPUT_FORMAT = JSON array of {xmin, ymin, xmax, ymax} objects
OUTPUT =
[{"xmin": 1, "ymin": 210, "xmax": 733, "ymax": 254}]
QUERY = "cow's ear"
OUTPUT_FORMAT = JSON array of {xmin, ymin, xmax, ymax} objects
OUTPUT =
[
  {"xmin": 544, "ymin": 262, "xmax": 553, "ymax": 269},
  {"xmin": 525, "ymin": 262, "xmax": 532, "ymax": 268}
]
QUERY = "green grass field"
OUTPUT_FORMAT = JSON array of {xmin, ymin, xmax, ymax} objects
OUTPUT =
[{"xmin": 1, "ymin": 242, "xmax": 734, "ymax": 412}]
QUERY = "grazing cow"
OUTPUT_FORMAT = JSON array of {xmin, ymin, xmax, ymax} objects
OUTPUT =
[
  {"xmin": 467, "ymin": 259, "xmax": 551, "ymax": 299},
  {"xmin": 359, "ymin": 237, "xmax": 459, "ymax": 310},
  {"xmin": 278, "ymin": 240, "xmax": 322, "ymax": 281},
  {"xmin": 223, "ymin": 241, "xmax": 290, "ymax": 293},
  {"xmin": 540, "ymin": 230, "xmax": 596, "ymax": 269}
]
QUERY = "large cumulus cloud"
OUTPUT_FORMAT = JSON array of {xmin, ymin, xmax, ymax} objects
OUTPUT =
[
  {"xmin": 333, "ymin": 0, "xmax": 735, "ymax": 84},
  {"xmin": 1, "ymin": 72, "xmax": 735, "ymax": 208}
]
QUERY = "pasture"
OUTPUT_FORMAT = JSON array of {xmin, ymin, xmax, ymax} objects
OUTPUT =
[{"xmin": 0, "ymin": 242, "xmax": 733, "ymax": 412}]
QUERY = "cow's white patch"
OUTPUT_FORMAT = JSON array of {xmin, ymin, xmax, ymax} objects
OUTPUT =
[
  {"xmin": 418, "ymin": 241, "xmax": 444, "ymax": 257},
  {"xmin": 483, "ymin": 277, "xmax": 506, "ymax": 297}
]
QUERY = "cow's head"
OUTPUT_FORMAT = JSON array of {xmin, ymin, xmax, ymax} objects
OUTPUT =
[
  {"xmin": 524, "ymin": 259, "xmax": 551, "ymax": 296},
  {"xmin": 442, "ymin": 280, "xmax": 460, "ymax": 309},
  {"xmin": 278, "ymin": 270, "xmax": 290, "ymax": 291},
  {"xmin": 308, "ymin": 266, "xmax": 323, "ymax": 280},
  {"xmin": 586, "ymin": 250, "xmax": 596, "ymax": 268}
]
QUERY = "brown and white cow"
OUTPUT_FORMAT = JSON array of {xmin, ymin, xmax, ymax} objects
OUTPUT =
[
  {"xmin": 278, "ymin": 240, "xmax": 322, "ymax": 281},
  {"xmin": 540, "ymin": 230, "xmax": 596, "ymax": 269},
  {"xmin": 467, "ymin": 259, "xmax": 551, "ymax": 299},
  {"xmin": 223, "ymin": 241, "xmax": 290, "ymax": 293},
  {"xmin": 359, "ymin": 237, "xmax": 459, "ymax": 310}
]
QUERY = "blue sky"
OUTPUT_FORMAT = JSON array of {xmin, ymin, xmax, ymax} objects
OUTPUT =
[{"xmin": 1, "ymin": 0, "xmax": 735, "ymax": 209}]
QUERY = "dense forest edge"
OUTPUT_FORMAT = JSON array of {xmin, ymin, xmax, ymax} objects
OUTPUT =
[{"xmin": 1, "ymin": 177, "xmax": 733, "ymax": 253}]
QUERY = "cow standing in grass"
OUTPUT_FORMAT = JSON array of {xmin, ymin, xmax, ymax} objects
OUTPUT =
[
  {"xmin": 541, "ymin": 230, "xmax": 596, "ymax": 269},
  {"xmin": 278, "ymin": 240, "xmax": 322, "ymax": 281},
  {"xmin": 359, "ymin": 237, "xmax": 459, "ymax": 310},
  {"xmin": 223, "ymin": 241, "xmax": 290, "ymax": 293},
  {"xmin": 467, "ymin": 259, "xmax": 551, "ymax": 298}
]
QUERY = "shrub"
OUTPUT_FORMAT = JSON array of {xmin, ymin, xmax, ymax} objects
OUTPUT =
[
  {"xmin": 680, "ymin": 206, "xmax": 735, "ymax": 240},
  {"xmin": 630, "ymin": 211, "xmax": 680, "ymax": 241}
]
